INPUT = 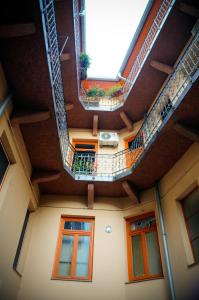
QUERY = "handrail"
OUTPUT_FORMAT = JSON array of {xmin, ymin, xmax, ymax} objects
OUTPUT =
[
  {"xmin": 74, "ymin": 0, "xmax": 176, "ymax": 111},
  {"xmin": 40, "ymin": 0, "xmax": 199, "ymax": 182}
]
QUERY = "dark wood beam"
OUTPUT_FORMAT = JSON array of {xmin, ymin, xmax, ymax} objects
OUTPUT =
[
  {"xmin": 0, "ymin": 23, "xmax": 36, "ymax": 38},
  {"xmin": 122, "ymin": 181, "xmax": 139, "ymax": 204},
  {"xmin": 150, "ymin": 60, "xmax": 173, "ymax": 75},
  {"xmin": 120, "ymin": 111, "xmax": 133, "ymax": 131},
  {"xmin": 60, "ymin": 53, "xmax": 71, "ymax": 62},
  {"xmin": 93, "ymin": 115, "xmax": 98, "ymax": 136},
  {"xmin": 179, "ymin": 3, "xmax": 199, "ymax": 18},
  {"xmin": 65, "ymin": 103, "xmax": 74, "ymax": 111},
  {"xmin": 174, "ymin": 122, "xmax": 199, "ymax": 143},
  {"xmin": 88, "ymin": 184, "xmax": 94, "ymax": 209},
  {"xmin": 31, "ymin": 169, "xmax": 61, "ymax": 184},
  {"xmin": 11, "ymin": 110, "xmax": 50, "ymax": 126}
]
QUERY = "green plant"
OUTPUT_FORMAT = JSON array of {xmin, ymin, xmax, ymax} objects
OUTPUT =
[
  {"xmin": 86, "ymin": 86, "xmax": 106, "ymax": 98},
  {"xmin": 108, "ymin": 84, "xmax": 123, "ymax": 97},
  {"xmin": 79, "ymin": 53, "xmax": 91, "ymax": 69}
]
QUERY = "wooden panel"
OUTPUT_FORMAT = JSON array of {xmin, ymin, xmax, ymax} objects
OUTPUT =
[
  {"xmin": 11, "ymin": 111, "xmax": 50, "ymax": 126},
  {"xmin": 92, "ymin": 115, "xmax": 98, "ymax": 136},
  {"xmin": 120, "ymin": 111, "xmax": 133, "ymax": 131},
  {"xmin": 88, "ymin": 184, "xmax": 94, "ymax": 209},
  {"xmin": 150, "ymin": 60, "xmax": 173, "ymax": 75},
  {"xmin": 122, "ymin": 181, "xmax": 139, "ymax": 204},
  {"xmin": 31, "ymin": 169, "xmax": 61, "ymax": 184}
]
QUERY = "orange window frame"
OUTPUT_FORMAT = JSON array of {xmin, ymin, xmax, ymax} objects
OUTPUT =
[
  {"xmin": 124, "ymin": 135, "xmax": 143, "ymax": 169},
  {"xmin": 181, "ymin": 188, "xmax": 199, "ymax": 264},
  {"xmin": 72, "ymin": 139, "xmax": 98, "ymax": 153},
  {"xmin": 52, "ymin": 216, "xmax": 95, "ymax": 281},
  {"xmin": 126, "ymin": 212, "xmax": 163, "ymax": 281}
]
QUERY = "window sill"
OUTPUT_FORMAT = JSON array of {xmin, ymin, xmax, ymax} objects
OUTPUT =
[
  {"xmin": 125, "ymin": 276, "xmax": 164, "ymax": 284},
  {"xmin": 51, "ymin": 277, "xmax": 92, "ymax": 282}
]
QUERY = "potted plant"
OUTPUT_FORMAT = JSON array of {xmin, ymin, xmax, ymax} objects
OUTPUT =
[
  {"xmin": 86, "ymin": 86, "xmax": 106, "ymax": 98},
  {"xmin": 79, "ymin": 52, "xmax": 91, "ymax": 80},
  {"xmin": 108, "ymin": 84, "xmax": 123, "ymax": 98}
]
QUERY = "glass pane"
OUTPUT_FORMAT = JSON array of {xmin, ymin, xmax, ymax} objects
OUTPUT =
[
  {"xmin": 130, "ymin": 216, "xmax": 156, "ymax": 231},
  {"xmin": 131, "ymin": 235, "xmax": 144, "ymax": 277},
  {"xmin": 188, "ymin": 213, "xmax": 199, "ymax": 240},
  {"xmin": 146, "ymin": 231, "xmax": 162, "ymax": 275},
  {"xmin": 76, "ymin": 236, "xmax": 90, "ymax": 277},
  {"xmin": 0, "ymin": 143, "xmax": 9, "ymax": 184},
  {"xmin": 64, "ymin": 221, "xmax": 91, "ymax": 231},
  {"xmin": 58, "ymin": 235, "xmax": 74, "ymax": 276},
  {"xmin": 192, "ymin": 237, "xmax": 199, "ymax": 263},
  {"xmin": 183, "ymin": 188, "xmax": 199, "ymax": 218}
]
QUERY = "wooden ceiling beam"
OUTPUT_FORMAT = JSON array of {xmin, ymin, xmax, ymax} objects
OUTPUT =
[
  {"xmin": 122, "ymin": 181, "xmax": 139, "ymax": 204},
  {"xmin": 120, "ymin": 111, "xmax": 133, "ymax": 131},
  {"xmin": 93, "ymin": 115, "xmax": 98, "ymax": 136},
  {"xmin": 60, "ymin": 53, "xmax": 71, "ymax": 62},
  {"xmin": 11, "ymin": 110, "xmax": 50, "ymax": 126},
  {"xmin": 65, "ymin": 103, "xmax": 74, "ymax": 111},
  {"xmin": 150, "ymin": 60, "xmax": 173, "ymax": 75},
  {"xmin": 174, "ymin": 122, "xmax": 199, "ymax": 143},
  {"xmin": 31, "ymin": 169, "xmax": 61, "ymax": 184},
  {"xmin": 179, "ymin": 3, "xmax": 199, "ymax": 18},
  {"xmin": 0, "ymin": 23, "xmax": 36, "ymax": 38},
  {"xmin": 88, "ymin": 184, "xmax": 94, "ymax": 209}
]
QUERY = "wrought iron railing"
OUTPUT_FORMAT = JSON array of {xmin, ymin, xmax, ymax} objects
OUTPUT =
[
  {"xmin": 40, "ymin": 0, "xmax": 199, "ymax": 182},
  {"xmin": 74, "ymin": 0, "xmax": 176, "ymax": 111}
]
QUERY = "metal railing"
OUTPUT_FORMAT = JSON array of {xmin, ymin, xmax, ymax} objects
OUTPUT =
[
  {"xmin": 40, "ymin": 0, "xmax": 199, "ymax": 182},
  {"xmin": 74, "ymin": 0, "xmax": 175, "ymax": 111}
]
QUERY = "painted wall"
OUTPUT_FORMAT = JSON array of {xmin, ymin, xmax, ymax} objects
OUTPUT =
[
  {"xmin": 0, "ymin": 66, "xmax": 38, "ymax": 300},
  {"xmin": 17, "ymin": 190, "xmax": 168, "ymax": 300},
  {"xmin": 69, "ymin": 119, "xmax": 143, "ymax": 154},
  {"xmin": 159, "ymin": 142, "xmax": 199, "ymax": 300}
]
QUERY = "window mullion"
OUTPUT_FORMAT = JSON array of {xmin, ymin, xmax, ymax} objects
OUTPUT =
[
  {"xmin": 142, "ymin": 232, "xmax": 149, "ymax": 276},
  {"xmin": 71, "ymin": 234, "xmax": 78, "ymax": 277}
]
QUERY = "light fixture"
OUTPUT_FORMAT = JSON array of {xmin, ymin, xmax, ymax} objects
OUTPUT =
[{"xmin": 105, "ymin": 225, "xmax": 112, "ymax": 233}]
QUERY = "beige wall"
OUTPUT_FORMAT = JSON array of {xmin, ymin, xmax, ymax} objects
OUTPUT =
[
  {"xmin": 0, "ymin": 68, "xmax": 38, "ymax": 300},
  {"xmin": 69, "ymin": 119, "xmax": 143, "ymax": 154},
  {"xmin": 17, "ymin": 191, "xmax": 168, "ymax": 300},
  {"xmin": 159, "ymin": 142, "xmax": 199, "ymax": 300}
]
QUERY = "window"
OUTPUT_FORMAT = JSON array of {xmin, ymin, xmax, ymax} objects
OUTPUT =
[
  {"xmin": 126, "ymin": 212, "xmax": 162, "ymax": 281},
  {"xmin": 182, "ymin": 188, "xmax": 199, "ymax": 263},
  {"xmin": 0, "ymin": 139, "xmax": 10, "ymax": 186},
  {"xmin": 52, "ymin": 216, "xmax": 95, "ymax": 281},
  {"xmin": 13, "ymin": 209, "xmax": 30, "ymax": 275},
  {"xmin": 72, "ymin": 140, "xmax": 98, "ymax": 175},
  {"xmin": 124, "ymin": 135, "xmax": 143, "ymax": 168}
]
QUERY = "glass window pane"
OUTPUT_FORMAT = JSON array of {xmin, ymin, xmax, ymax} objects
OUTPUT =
[
  {"xmin": 130, "ymin": 216, "xmax": 156, "ymax": 231},
  {"xmin": 76, "ymin": 236, "xmax": 90, "ymax": 277},
  {"xmin": 183, "ymin": 188, "xmax": 199, "ymax": 218},
  {"xmin": 146, "ymin": 231, "xmax": 162, "ymax": 275},
  {"xmin": 58, "ymin": 235, "xmax": 74, "ymax": 276},
  {"xmin": 131, "ymin": 235, "xmax": 144, "ymax": 277},
  {"xmin": 0, "ymin": 143, "xmax": 9, "ymax": 184},
  {"xmin": 188, "ymin": 213, "xmax": 199, "ymax": 240},
  {"xmin": 192, "ymin": 237, "xmax": 199, "ymax": 263},
  {"xmin": 64, "ymin": 221, "xmax": 91, "ymax": 231}
]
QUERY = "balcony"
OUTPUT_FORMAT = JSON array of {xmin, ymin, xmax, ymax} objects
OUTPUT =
[
  {"xmin": 40, "ymin": 0, "xmax": 199, "ymax": 182},
  {"xmin": 73, "ymin": 0, "xmax": 176, "ymax": 111}
]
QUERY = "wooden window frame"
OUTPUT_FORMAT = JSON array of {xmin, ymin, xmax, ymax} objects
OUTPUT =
[
  {"xmin": 0, "ymin": 138, "xmax": 10, "ymax": 189},
  {"xmin": 126, "ymin": 212, "xmax": 163, "ymax": 282},
  {"xmin": 52, "ymin": 216, "xmax": 95, "ymax": 281},
  {"xmin": 181, "ymin": 188, "xmax": 199, "ymax": 264}
]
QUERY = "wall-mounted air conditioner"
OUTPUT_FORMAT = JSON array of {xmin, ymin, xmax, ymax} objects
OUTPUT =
[{"xmin": 99, "ymin": 132, "xmax": 119, "ymax": 147}]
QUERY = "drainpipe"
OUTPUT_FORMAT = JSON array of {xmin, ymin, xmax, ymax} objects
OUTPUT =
[{"xmin": 155, "ymin": 182, "xmax": 176, "ymax": 300}]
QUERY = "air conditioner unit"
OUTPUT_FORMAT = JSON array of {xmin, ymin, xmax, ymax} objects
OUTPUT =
[{"xmin": 99, "ymin": 132, "xmax": 119, "ymax": 147}]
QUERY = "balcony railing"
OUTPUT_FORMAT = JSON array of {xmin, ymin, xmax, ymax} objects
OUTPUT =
[
  {"xmin": 74, "ymin": 0, "xmax": 176, "ymax": 111},
  {"xmin": 40, "ymin": 0, "xmax": 199, "ymax": 182}
]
